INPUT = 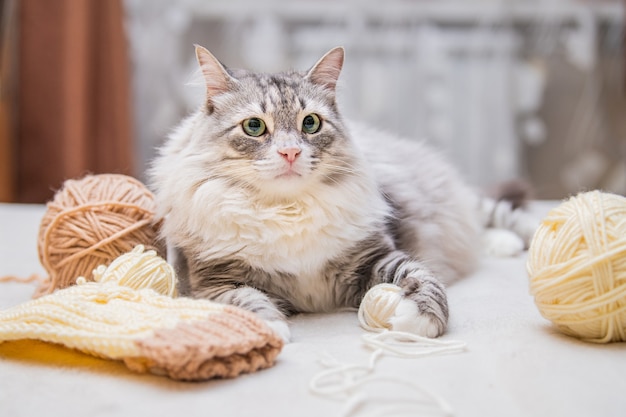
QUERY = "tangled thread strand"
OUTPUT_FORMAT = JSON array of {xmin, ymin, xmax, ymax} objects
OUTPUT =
[{"xmin": 311, "ymin": 284, "xmax": 468, "ymax": 416}]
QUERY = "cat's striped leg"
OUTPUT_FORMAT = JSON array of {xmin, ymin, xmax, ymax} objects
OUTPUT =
[
  {"xmin": 478, "ymin": 197, "xmax": 540, "ymax": 257},
  {"xmin": 373, "ymin": 251, "xmax": 449, "ymax": 337},
  {"xmin": 178, "ymin": 252, "xmax": 293, "ymax": 342},
  {"xmin": 195, "ymin": 284, "xmax": 292, "ymax": 342},
  {"xmin": 479, "ymin": 196, "xmax": 539, "ymax": 248}
]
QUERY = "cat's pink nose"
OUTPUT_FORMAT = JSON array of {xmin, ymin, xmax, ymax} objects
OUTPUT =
[{"xmin": 278, "ymin": 147, "xmax": 301, "ymax": 163}]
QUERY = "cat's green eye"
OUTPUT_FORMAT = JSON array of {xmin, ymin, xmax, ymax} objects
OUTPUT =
[
  {"xmin": 302, "ymin": 114, "xmax": 321, "ymax": 134},
  {"xmin": 242, "ymin": 118, "xmax": 267, "ymax": 137}
]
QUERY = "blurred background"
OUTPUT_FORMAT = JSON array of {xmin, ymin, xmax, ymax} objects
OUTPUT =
[{"xmin": 0, "ymin": 0, "xmax": 624, "ymax": 203}]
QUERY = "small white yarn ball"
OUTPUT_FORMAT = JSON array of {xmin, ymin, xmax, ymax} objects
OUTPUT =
[
  {"xmin": 358, "ymin": 284, "xmax": 404, "ymax": 332},
  {"xmin": 90, "ymin": 245, "xmax": 178, "ymax": 297}
]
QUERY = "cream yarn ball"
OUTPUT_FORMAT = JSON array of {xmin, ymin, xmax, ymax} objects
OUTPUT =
[
  {"xmin": 358, "ymin": 283, "xmax": 404, "ymax": 332},
  {"xmin": 88, "ymin": 245, "xmax": 178, "ymax": 297},
  {"xmin": 527, "ymin": 191, "xmax": 626, "ymax": 343}
]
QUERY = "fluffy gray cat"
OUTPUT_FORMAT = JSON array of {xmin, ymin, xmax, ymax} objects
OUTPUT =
[{"xmin": 150, "ymin": 45, "xmax": 536, "ymax": 341}]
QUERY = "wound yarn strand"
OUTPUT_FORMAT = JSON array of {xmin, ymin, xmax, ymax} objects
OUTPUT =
[
  {"xmin": 527, "ymin": 191, "xmax": 626, "ymax": 343},
  {"xmin": 357, "ymin": 283, "xmax": 403, "ymax": 333},
  {"xmin": 35, "ymin": 174, "xmax": 163, "ymax": 298},
  {"xmin": 91, "ymin": 244, "xmax": 177, "ymax": 297}
]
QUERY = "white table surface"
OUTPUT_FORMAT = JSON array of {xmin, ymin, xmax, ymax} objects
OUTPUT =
[{"xmin": 1, "ymin": 202, "xmax": 625, "ymax": 417}]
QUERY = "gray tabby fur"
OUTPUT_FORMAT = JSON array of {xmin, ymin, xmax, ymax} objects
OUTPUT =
[{"xmin": 149, "ymin": 45, "xmax": 535, "ymax": 341}]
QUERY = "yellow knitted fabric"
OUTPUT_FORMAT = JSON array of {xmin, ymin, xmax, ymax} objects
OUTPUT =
[{"xmin": 0, "ymin": 281, "xmax": 283, "ymax": 380}]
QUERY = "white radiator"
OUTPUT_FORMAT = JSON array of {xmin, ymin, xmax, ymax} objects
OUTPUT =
[{"xmin": 125, "ymin": 0, "xmax": 624, "ymax": 194}]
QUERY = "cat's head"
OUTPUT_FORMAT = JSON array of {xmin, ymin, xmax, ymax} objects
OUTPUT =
[{"xmin": 188, "ymin": 45, "xmax": 360, "ymax": 200}]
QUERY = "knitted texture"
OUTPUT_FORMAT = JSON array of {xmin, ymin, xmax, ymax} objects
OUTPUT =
[
  {"xmin": 0, "ymin": 282, "xmax": 283, "ymax": 380},
  {"xmin": 36, "ymin": 174, "xmax": 163, "ymax": 297}
]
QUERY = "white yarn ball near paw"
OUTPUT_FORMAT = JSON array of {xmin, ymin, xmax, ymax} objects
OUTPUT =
[{"xmin": 358, "ymin": 283, "xmax": 404, "ymax": 332}]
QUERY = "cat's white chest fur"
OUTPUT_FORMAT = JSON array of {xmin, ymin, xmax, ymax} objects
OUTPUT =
[
  {"xmin": 168, "ymin": 177, "xmax": 388, "ymax": 310},
  {"xmin": 202, "ymin": 182, "xmax": 382, "ymax": 271},
  {"xmin": 214, "ymin": 196, "xmax": 342, "ymax": 274}
]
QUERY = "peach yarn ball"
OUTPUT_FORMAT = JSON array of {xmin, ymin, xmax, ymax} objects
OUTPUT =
[
  {"xmin": 36, "ymin": 174, "xmax": 163, "ymax": 296},
  {"xmin": 527, "ymin": 191, "xmax": 626, "ymax": 343}
]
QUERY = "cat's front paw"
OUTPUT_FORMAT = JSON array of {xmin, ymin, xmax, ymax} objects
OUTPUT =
[
  {"xmin": 264, "ymin": 319, "xmax": 291, "ymax": 343},
  {"xmin": 394, "ymin": 277, "xmax": 449, "ymax": 338},
  {"xmin": 389, "ymin": 298, "xmax": 446, "ymax": 338}
]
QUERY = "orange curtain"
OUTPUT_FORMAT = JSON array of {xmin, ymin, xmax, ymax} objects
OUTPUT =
[
  {"xmin": 17, "ymin": 0, "xmax": 134, "ymax": 203},
  {"xmin": 0, "ymin": 0, "xmax": 18, "ymax": 202}
]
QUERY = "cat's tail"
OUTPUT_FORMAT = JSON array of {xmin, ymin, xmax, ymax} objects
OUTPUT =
[
  {"xmin": 478, "ymin": 180, "xmax": 540, "ymax": 256},
  {"xmin": 484, "ymin": 179, "xmax": 531, "ymax": 210}
]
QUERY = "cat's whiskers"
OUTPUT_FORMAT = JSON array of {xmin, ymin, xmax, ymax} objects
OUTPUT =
[
  {"xmin": 317, "ymin": 163, "xmax": 359, "ymax": 185},
  {"xmin": 322, "ymin": 164, "xmax": 358, "ymax": 175}
]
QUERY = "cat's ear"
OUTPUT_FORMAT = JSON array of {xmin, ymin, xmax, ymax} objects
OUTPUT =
[
  {"xmin": 306, "ymin": 47, "xmax": 344, "ymax": 92},
  {"xmin": 194, "ymin": 44, "xmax": 235, "ymax": 110}
]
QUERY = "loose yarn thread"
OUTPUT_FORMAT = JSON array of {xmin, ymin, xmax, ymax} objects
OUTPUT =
[
  {"xmin": 310, "ymin": 284, "xmax": 467, "ymax": 417},
  {"xmin": 527, "ymin": 191, "xmax": 626, "ymax": 343},
  {"xmin": 0, "ymin": 274, "xmax": 45, "ymax": 284},
  {"xmin": 36, "ymin": 174, "xmax": 163, "ymax": 297}
]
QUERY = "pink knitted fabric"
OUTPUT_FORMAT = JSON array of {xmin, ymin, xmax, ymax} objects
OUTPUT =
[{"xmin": 128, "ymin": 306, "xmax": 285, "ymax": 380}]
